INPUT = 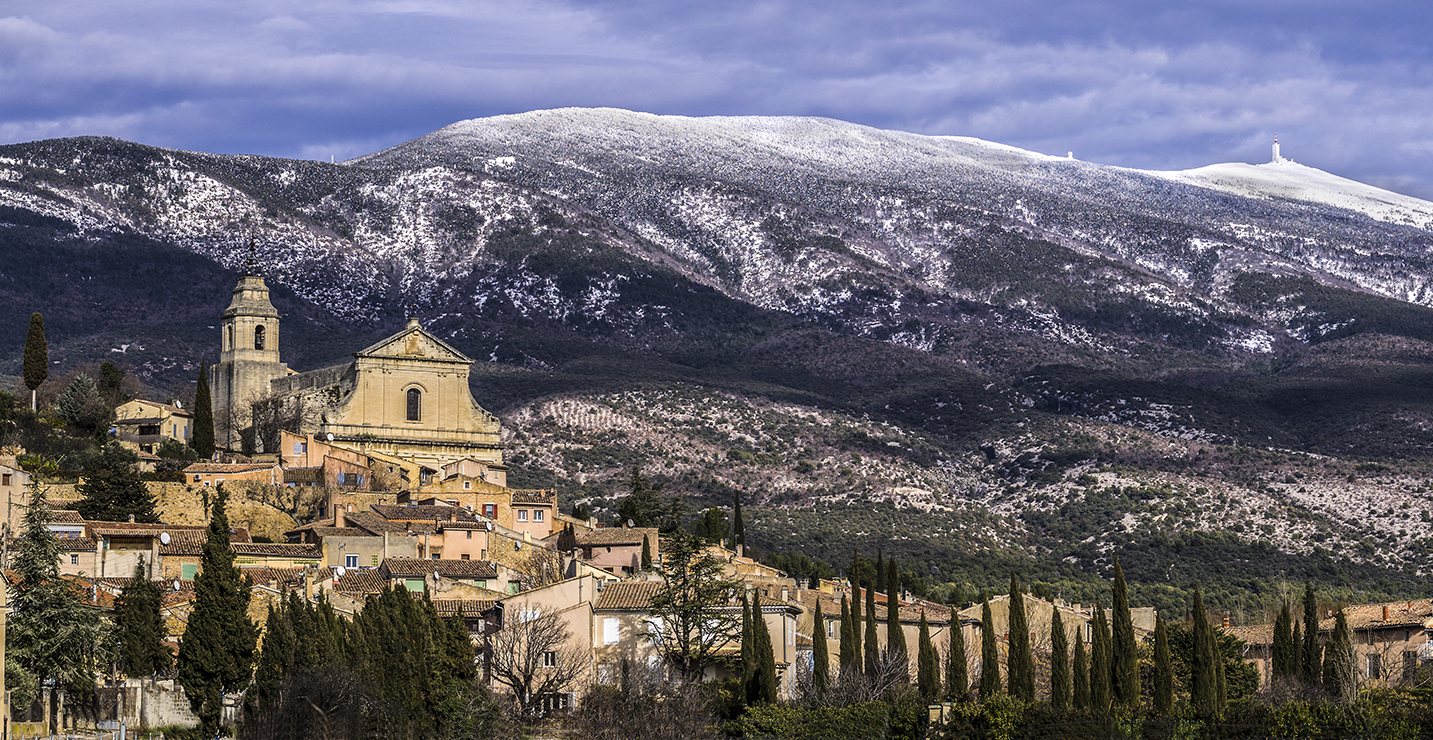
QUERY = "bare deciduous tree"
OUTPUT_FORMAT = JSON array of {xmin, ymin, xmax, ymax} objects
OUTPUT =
[
  {"xmin": 249, "ymin": 392, "xmax": 315, "ymax": 456},
  {"xmin": 488, "ymin": 608, "xmax": 585, "ymax": 718}
]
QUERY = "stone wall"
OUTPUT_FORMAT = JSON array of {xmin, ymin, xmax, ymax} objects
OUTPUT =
[{"xmin": 150, "ymin": 482, "xmax": 299, "ymax": 541}]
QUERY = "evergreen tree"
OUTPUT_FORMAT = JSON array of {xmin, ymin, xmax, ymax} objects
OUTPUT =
[
  {"xmin": 9, "ymin": 481, "xmax": 104, "ymax": 722},
  {"xmin": 99, "ymin": 361, "xmax": 129, "ymax": 406},
  {"xmin": 979, "ymin": 599, "xmax": 1000, "ymax": 698},
  {"xmin": 57, "ymin": 373, "xmax": 112, "ymax": 438},
  {"xmin": 177, "ymin": 488, "xmax": 258, "ymax": 736},
  {"xmin": 1190, "ymin": 587, "xmax": 1217, "ymax": 715},
  {"xmin": 916, "ymin": 613, "xmax": 939, "ymax": 701},
  {"xmin": 741, "ymin": 592, "xmax": 755, "ymax": 704},
  {"xmin": 1272, "ymin": 601, "xmax": 1293, "ymax": 680},
  {"xmin": 1072, "ymin": 631, "xmax": 1090, "ymax": 710},
  {"xmin": 76, "ymin": 442, "xmax": 158, "ymax": 522},
  {"xmin": 617, "ymin": 466, "xmax": 663, "ymax": 528},
  {"xmin": 250, "ymin": 603, "xmax": 295, "ymax": 714},
  {"xmin": 945, "ymin": 619, "xmax": 968, "ymax": 700},
  {"xmin": 752, "ymin": 601, "xmax": 779, "ymax": 704},
  {"xmin": 863, "ymin": 585, "xmax": 879, "ymax": 680},
  {"xmin": 839, "ymin": 595, "xmax": 859, "ymax": 677},
  {"xmin": 23, "ymin": 311, "xmax": 46, "ymax": 412},
  {"xmin": 1050, "ymin": 607, "xmax": 1070, "ymax": 711},
  {"xmin": 1215, "ymin": 643, "xmax": 1228, "ymax": 712},
  {"xmin": 850, "ymin": 570, "xmax": 863, "ymax": 671},
  {"xmin": 1290, "ymin": 621, "xmax": 1304, "ymax": 683},
  {"xmin": 1089, "ymin": 604, "xmax": 1111, "ymax": 712},
  {"xmin": 116, "ymin": 557, "xmax": 171, "ymax": 678},
  {"xmin": 1111, "ymin": 558, "xmax": 1139, "ymax": 707},
  {"xmin": 886, "ymin": 557, "xmax": 908, "ymax": 680},
  {"xmin": 813, "ymin": 600, "xmax": 830, "ymax": 696},
  {"xmin": 1301, "ymin": 582, "xmax": 1321, "ymax": 681},
  {"xmin": 193, "ymin": 362, "xmax": 214, "ymax": 457},
  {"xmin": 641, "ymin": 534, "xmax": 653, "ymax": 570},
  {"xmin": 1322, "ymin": 609, "xmax": 1354, "ymax": 702},
  {"xmin": 1007, "ymin": 573, "xmax": 1034, "ymax": 701},
  {"xmin": 1153, "ymin": 612, "xmax": 1173, "ymax": 714},
  {"xmin": 732, "ymin": 490, "xmax": 745, "ymax": 551},
  {"xmin": 875, "ymin": 550, "xmax": 886, "ymax": 593},
  {"xmin": 556, "ymin": 523, "xmax": 577, "ymax": 552}
]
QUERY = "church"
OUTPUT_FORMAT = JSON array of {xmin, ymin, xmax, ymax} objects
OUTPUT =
[{"xmin": 210, "ymin": 271, "xmax": 504, "ymax": 470}]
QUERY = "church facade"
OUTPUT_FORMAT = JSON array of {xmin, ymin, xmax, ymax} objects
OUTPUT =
[{"xmin": 211, "ymin": 273, "xmax": 504, "ymax": 470}]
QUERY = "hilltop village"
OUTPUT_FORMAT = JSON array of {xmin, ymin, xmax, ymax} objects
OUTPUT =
[{"xmin": 8, "ymin": 270, "xmax": 1433, "ymax": 739}]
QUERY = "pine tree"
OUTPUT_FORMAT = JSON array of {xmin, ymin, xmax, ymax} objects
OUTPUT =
[
  {"xmin": 1111, "ymin": 558, "xmax": 1139, "ymax": 707},
  {"xmin": 864, "ymin": 585, "xmax": 879, "ymax": 680},
  {"xmin": 813, "ymin": 600, "xmax": 830, "ymax": 696},
  {"xmin": 732, "ymin": 490, "xmax": 745, "ymax": 551},
  {"xmin": 1301, "ymin": 582, "xmax": 1321, "ymax": 681},
  {"xmin": 177, "ymin": 488, "xmax": 258, "ymax": 736},
  {"xmin": 641, "ymin": 534, "xmax": 652, "ymax": 570},
  {"xmin": 1072, "ymin": 631, "xmax": 1090, "ymax": 710},
  {"xmin": 23, "ymin": 311, "xmax": 46, "ymax": 412},
  {"xmin": 917, "ymin": 612, "xmax": 939, "ymax": 701},
  {"xmin": 839, "ymin": 595, "xmax": 859, "ymax": 677},
  {"xmin": 1272, "ymin": 601, "xmax": 1293, "ymax": 680},
  {"xmin": 752, "ymin": 601, "xmax": 779, "ymax": 704},
  {"xmin": 1050, "ymin": 607, "xmax": 1070, "ymax": 711},
  {"xmin": 57, "ymin": 373, "xmax": 112, "ymax": 437},
  {"xmin": 1153, "ymin": 612, "xmax": 1173, "ymax": 714},
  {"xmin": 1322, "ymin": 609, "xmax": 1354, "ymax": 702},
  {"xmin": 979, "ymin": 599, "xmax": 1000, "ymax": 698},
  {"xmin": 741, "ymin": 592, "xmax": 755, "ymax": 704},
  {"xmin": 1089, "ymin": 604, "xmax": 1111, "ymax": 712},
  {"xmin": 887, "ymin": 558, "xmax": 908, "ymax": 681},
  {"xmin": 945, "ymin": 619, "xmax": 968, "ymax": 700},
  {"xmin": 116, "ymin": 557, "xmax": 171, "ymax": 678},
  {"xmin": 193, "ymin": 362, "xmax": 215, "ymax": 456},
  {"xmin": 1190, "ymin": 587, "xmax": 1217, "ymax": 715},
  {"xmin": 1007, "ymin": 573, "xmax": 1034, "ymax": 701},
  {"xmin": 76, "ymin": 442, "xmax": 158, "ymax": 522}
]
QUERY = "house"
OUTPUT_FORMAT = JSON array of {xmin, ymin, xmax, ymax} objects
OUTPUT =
[
  {"xmin": 379, "ymin": 557, "xmax": 525, "ymax": 595},
  {"xmin": 183, "ymin": 462, "xmax": 282, "ymax": 486},
  {"xmin": 0, "ymin": 459, "xmax": 33, "ymax": 532},
  {"xmin": 568, "ymin": 527, "xmax": 660, "ymax": 576},
  {"xmin": 113, "ymin": 399, "xmax": 193, "ymax": 453},
  {"xmin": 1230, "ymin": 599, "xmax": 1433, "ymax": 687}
]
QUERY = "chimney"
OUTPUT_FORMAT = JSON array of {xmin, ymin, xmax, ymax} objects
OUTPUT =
[
  {"xmin": 129, "ymin": 514, "xmax": 135, "ymax": 523},
  {"xmin": 1222, "ymin": 612, "xmax": 1230, "ymax": 628},
  {"xmin": 781, "ymin": 587, "xmax": 789, "ymax": 602},
  {"xmin": 1384, "ymin": 605, "xmax": 1391, "ymax": 621},
  {"xmin": 335, "ymin": 506, "xmax": 346, "ymax": 529}
]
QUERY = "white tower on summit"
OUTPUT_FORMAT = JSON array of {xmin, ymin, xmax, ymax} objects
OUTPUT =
[{"xmin": 1272, "ymin": 134, "xmax": 1284, "ymax": 163}]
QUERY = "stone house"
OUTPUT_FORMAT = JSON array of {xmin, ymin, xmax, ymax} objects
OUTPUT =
[
  {"xmin": 570, "ymin": 527, "xmax": 660, "ymax": 576},
  {"xmin": 113, "ymin": 399, "xmax": 193, "ymax": 454},
  {"xmin": 1230, "ymin": 599, "xmax": 1433, "ymax": 688},
  {"xmin": 183, "ymin": 462, "xmax": 282, "ymax": 486}
]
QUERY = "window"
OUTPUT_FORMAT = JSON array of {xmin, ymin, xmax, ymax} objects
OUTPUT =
[
  {"xmin": 431, "ymin": 553, "xmax": 440, "ymax": 560},
  {"xmin": 461, "ymin": 553, "xmax": 470, "ymax": 560},
  {"xmin": 508, "ymin": 582, "xmax": 520, "ymax": 594},
  {"xmin": 406, "ymin": 388, "xmax": 421, "ymax": 421},
  {"xmin": 70, "ymin": 553, "xmax": 79, "ymax": 565},
  {"xmin": 534, "ymin": 510, "xmax": 544, "ymax": 522},
  {"xmin": 826, "ymin": 619, "xmax": 834, "ymax": 638},
  {"xmin": 483, "ymin": 503, "xmax": 496, "ymax": 518},
  {"xmin": 542, "ymin": 651, "xmax": 557, "ymax": 668},
  {"xmin": 518, "ymin": 510, "xmax": 528, "ymax": 521},
  {"xmin": 603, "ymin": 618, "xmax": 620, "ymax": 645},
  {"xmin": 520, "ymin": 609, "xmax": 541, "ymax": 623},
  {"xmin": 2, "ymin": 474, "xmax": 11, "ymax": 486},
  {"xmin": 1369, "ymin": 653, "xmax": 1382, "ymax": 680},
  {"xmin": 476, "ymin": 580, "xmax": 487, "ymax": 589},
  {"xmin": 254, "ymin": 324, "xmax": 266, "ymax": 350},
  {"xmin": 1405, "ymin": 651, "xmax": 1418, "ymax": 681},
  {"xmin": 465, "ymin": 530, "xmax": 472, "ymax": 539},
  {"xmin": 182, "ymin": 563, "xmax": 198, "ymax": 581},
  {"xmin": 227, "ymin": 324, "xmax": 234, "ymax": 350},
  {"xmin": 405, "ymin": 578, "xmax": 425, "ymax": 592},
  {"xmin": 345, "ymin": 554, "xmax": 359, "ymax": 568},
  {"xmin": 194, "ymin": 474, "xmax": 202, "ymax": 482},
  {"xmin": 294, "ymin": 442, "xmax": 305, "ymax": 454},
  {"xmin": 597, "ymin": 663, "xmax": 617, "ymax": 684},
  {"xmin": 463, "ymin": 481, "xmax": 471, "ymax": 490}
]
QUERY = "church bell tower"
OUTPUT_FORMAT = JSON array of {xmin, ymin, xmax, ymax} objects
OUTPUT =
[{"xmin": 211, "ymin": 265, "xmax": 288, "ymax": 451}]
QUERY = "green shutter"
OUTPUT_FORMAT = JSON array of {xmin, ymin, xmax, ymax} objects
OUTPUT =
[
  {"xmin": 405, "ymin": 579, "xmax": 425, "ymax": 592},
  {"xmin": 181, "ymin": 563, "xmax": 197, "ymax": 581}
]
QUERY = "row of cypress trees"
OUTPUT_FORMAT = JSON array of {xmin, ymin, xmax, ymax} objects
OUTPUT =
[{"xmin": 1271, "ymin": 582, "xmax": 1356, "ymax": 700}]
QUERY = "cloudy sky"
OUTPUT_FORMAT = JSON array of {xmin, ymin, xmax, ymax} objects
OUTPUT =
[{"xmin": 4, "ymin": 0, "xmax": 1433, "ymax": 196}]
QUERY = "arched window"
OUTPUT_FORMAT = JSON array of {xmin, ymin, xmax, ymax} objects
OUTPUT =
[
  {"xmin": 406, "ymin": 388, "xmax": 421, "ymax": 421},
  {"xmin": 254, "ymin": 324, "xmax": 266, "ymax": 350},
  {"xmin": 227, "ymin": 325, "xmax": 234, "ymax": 350}
]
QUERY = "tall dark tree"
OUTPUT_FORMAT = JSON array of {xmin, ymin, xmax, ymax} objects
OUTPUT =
[
  {"xmin": 1050, "ymin": 608, "xmax": 1070, "ymax": 711},
  {"xmin": 839, "ymin": 595, "xmax": 859, "ymax": 677},
  {"xmin": 979, "ymin": 599, "xmax": 1000, "ymax": 698},
  {"xmin": 813, "ymin": 600, "xmax": 830, "ymax": 696},
  {"xmin": 249, "ymin": 603, "xmax": 295, "ymax": 714},
  {"xmin": 1111, "ymin": 558, "xmax": 1140, "ymax": 707},
  {"xmin": 945, "ymin": 619, "xmax": 968, "ymax": 701},
  {"xmin": 57, "ymin": 373, "xmax": 112, "ymax": 437},
  {"xmin": 1153, "ymin": 612, "xmax": 1173, "ymax": 714},
  {"xmin": 741, "ymin": 592, "xmax": 754, "ymax": 705},
  {"xmin": 1301, "ymin": 582, "xmax": 1321, "ymax": 681},
  {"xmin": 1272, "ymin": 601, "xmax": 1293, "ymax": 680},
  {"xmin": 863, "ymin": 585, "xmax": 879, "ymax": 680},
  {"xmin": 732, "ymin": 490, "xmax": 746, "ymax": 551},
  {"xmin": 1089, "ymin": 604, "xmax": 1112, "ymax": 712},
  {"xmin": 849, "ymin": 559, "xmax": 863, "ymax": 671},
  {"xmin": 76, "ymin": 442, "xmax": 158, "ymax": 522},
  {"xmin": 1007, "ymin": 574, "xmax": 1034, "ymax": 701},
  {"xmin": 641, "ymin": 534, "xmax": 653, "ymax": 570},
  {"xmin": 751, "ymin": 600, "xmax": 779, "ymax": 704},
  {"xmin": 875, "ymin": 550, "xmax": 886, "ymax": 593},
  {"xmin": 1322, "ymin": 609, "xmax": 1354, "ymax": 702},
  {"xmin": 177, "ymin": 488, "xmax": 258, "ymax": 737},
  {"xmin": 116, "ymin": 557, "xmax": 171, "ymax": 678},
  {"xmin": 23, "ymin": 312, "xmax": 46, "ymax": 412},
  {"xmin": 192, "ymin": 362, "xmax": 215, "ymax": 457},
  {"xmin": 646, "ymin": 530, "xmax": 741, "ymax": 682},
  {"xmin": 616, "ymin": 466, "xmax": 662, "ymax": 528},
  {"xmin": 1072, "ymin": 631, "xmax": 1090, "ymax": 710},
  {"xmin": 99, "ymin": 361, "xmax": 129, "ymax": 406},
  {"xmin": 917, "ymin": 613, "xmax": 940, "ymax": 702},
  {"xmin": 1190, "ymin": 587, "xmax": 1217, "ymax": 715},
  {"xmin": 886, "ymin": 557, "xmax": 908, "ymax": 679},
  {"xmin": 1291, "ymin": 621, "xmax": 1304, "ymax": 683}
]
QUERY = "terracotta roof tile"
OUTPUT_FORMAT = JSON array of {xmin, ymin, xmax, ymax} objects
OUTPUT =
[
  {"xmin": 48, "ymin": 510, "xmax": 84, "ymax": 524},
  {"xmin": 577, "ymin": 527, "xmax": 658, "ymax": 547},
  {"xmin": 334, "ymin": 569, "xmax": 389, "ymax": 594},
  {"xmin": 430, "ymin": 598, "xmax": 502, "ymax": 617},
  {"xmin": 233, "ymin": 543, "xmax": 322, "ymax": 559},
  {"xmin": 372, "ymin": 504, "xmax": 478, "ymax": 522},
  {"xmin": 1226, "ymin": 624, "xmax": 1274, "ymax": 647},
  {"xmin": 381, "ymin": 558, "xmax": 499, "ymax": 579},
  {"xmin": 594, "ymin": 581, "xmax": 663, "ymax": 610},
  {"xmin": 511, "ymin": 490, "xmax": 554, "ymax": 505}
]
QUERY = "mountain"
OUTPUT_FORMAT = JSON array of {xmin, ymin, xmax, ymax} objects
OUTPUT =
[{"xmin": 3, "ymin": 109, "xmax": 1433, "ymax": 611}]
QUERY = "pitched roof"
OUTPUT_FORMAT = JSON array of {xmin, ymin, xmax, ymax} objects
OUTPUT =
[
  {"xmin": 125, "ymin": 399, "xmax": 194, "ymax": 418},
  {"xmin": 333, "ymin": 569, "xmax": 389, "ymax": 594},
  {"xmin": 1226, "ymin": 624, "xmax": 1273, "ymax": 647},
  {"xmin": 355, "ymin": 320, "xmax": 473, "ymax": 364},
  {"xmin": 594, "ymin": 581, "xmax": 663, "ymax": 610},
  {"xmin": 345, "ymin": 511, "xmax": 437, "ymax": 535},
  {"xmin": 183, "ymin": 462, "xmax": 278, "ymax": 474},
  {"xmin": 381, "ymin": 558, "xmax": 499, "ymax": 579},
  {"xmin": 48, "ymin": 510, "xmax": 84, "ymax": 524},
  {"xmin": 511, "ymin": 490, "xmax": 555, "ymax": 505},
  {"xmin": 577, "ymin": 527, "xmax": 658, "ymax": 547},
  {"xmin": 233, "ymin": 543, "xmax": 322, "ymax": 559},
  {"xmin": 372, "ymin": 504, "xmax": 479, "ymax": 522},
  {"xmin": 431, "ymin": 598, "xmax": 502, "ymax": 617}
]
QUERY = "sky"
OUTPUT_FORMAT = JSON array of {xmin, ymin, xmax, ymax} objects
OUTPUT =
[{"xmin": 4, "ymin": 0, "xmax": 1433, "ymax": 197}]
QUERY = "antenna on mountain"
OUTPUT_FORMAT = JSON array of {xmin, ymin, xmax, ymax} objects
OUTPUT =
[{"xmin": 1272, "ymin": 133, "xmax": 1283, "ymax": 164}]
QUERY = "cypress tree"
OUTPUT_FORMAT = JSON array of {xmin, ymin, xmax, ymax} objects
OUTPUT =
[
  {"xmin": 1323, "ymin": 609, "xmax": 1354, "ymax": 702},
  {"xmin": 887, "ymin": 558, "xmax": 908, "ymax": 680},
  {"xmin": 250, "ymin": 603, "xmax": 295, "ymax": 713},
  {"xmin": 193, "ymin": 362, "xmax": 215, "ymax": 457},
  {"xmin": 752, "ymin": 601, "xmax": 779, "ymax": 703},
  {"xmin": 875, "ymin": 550, "xmax": 886, "ymax": 592},
  {"xmin": 1089, "ymin": 604, "xmax": 1111, "ymax": 712},
  {"xmin": 1153, "ymin": 612, "xmax": 1173, "ymax": 714},
  {"xmin": 946, "ymin": 620, "xmax": 968, "ymax": 700},
  {"xmin": 917, "ymin": 613, "xmax": 939, "ymax": 701},
  {"xmin": 176, "ymin": 488, "xmax": 258, "ymax": 736},
  {"xmin": 1301, "ymin": 582, "xmax": 1321, "ymax": 681},
  {"xmin": 1272, "ymin": 601, "xmax": 1293, "ymax": 680},
  {"xmin": 116, "ymin": 557, "xmax": 171, "ymax": 678},
  {"xmin": 864, "ymin": 585, "xmax": 879, "ymax": 680},
  {"xmin": 641, "ymin": 534, "xmax": 652, "ymax": 570},
  {"xmin": 1007, "ymin": 573, "xmax": 1035, "ymax": 701},
  {"xmin": 732, "ymin": 490, "xmax": 745, "ymax": 551},
  {"xmin": 1290, "ymin": 621, "xmax": 1304, "ymax": 683},
  {"xmin": 76, "ymin": 442, "xmax": 158, "ymax": 522},
  {"xmin": 1215, "ymin": 642, "xmax": 1228, "ymax": 712},
  {"xmin": 850, "ymin": 551, "xmax": 863, "ymax": 664},
  {"xmin": 1190, "ymin": 587, "xmax": 1217, "ymax": 715},
  {"xmin": 1050, "ymin": 607, "xmax": 1070, "ymax": 711},
  {"xmin": 23, "ymin": 311, "xmax": 46, "ymax": 412},
  {"xmin": 979, "ymin": 599, "xmax": 1000, "ymax": 698},
  {"xmin": 839, "ymin": 595, "xmax": 859, "ymax": 677},
  {"xmin": 1111, "ymin": 558, "xmax": 1139, "ymax": 707},
  {"xmin": 813, "ymin": 600, "xmax": 831, "ymax": 695},
  {"xmin": 1072, "ymin": 630, "xmax": 1090, "ymax": 710},
  {"xmin": 741, "ymin": 592, "xmax": 754, "ymax": 704}
]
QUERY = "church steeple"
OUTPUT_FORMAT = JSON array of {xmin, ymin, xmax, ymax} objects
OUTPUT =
[{"xmin": 211, "ymin": 269, "xmax": 288, "ymax": 450}]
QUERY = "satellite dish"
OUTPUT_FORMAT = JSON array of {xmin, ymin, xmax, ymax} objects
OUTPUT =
[
  {"xmin": 336, "ymin": 566, "xmax": 346, "ymax": 578},
  {"xmin": 485, "ymin": 521, "xmax": 493, "ymax": 532},
  {"xmin": 326, "ymin": 433, "xmax": 335, "ymax": 442},
  {"xmin": 173, "ymin": 581, "xmax": 181, "ymax": 591},
  {"xmin": 160, "ymin": 532, "xmax": 171, "ymax": 545},
  {"xmin": 515, "ymin": 541, "xmax": 522, "ymax": 549},
  {"xmin": 626, "ymin": 519, "xmax": 634, "ymax": 528}
]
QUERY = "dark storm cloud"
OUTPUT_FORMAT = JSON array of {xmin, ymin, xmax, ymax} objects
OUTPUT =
[{"xmin": 2, "ymin": 0, "xmax": 1431, "ymax": 196}]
